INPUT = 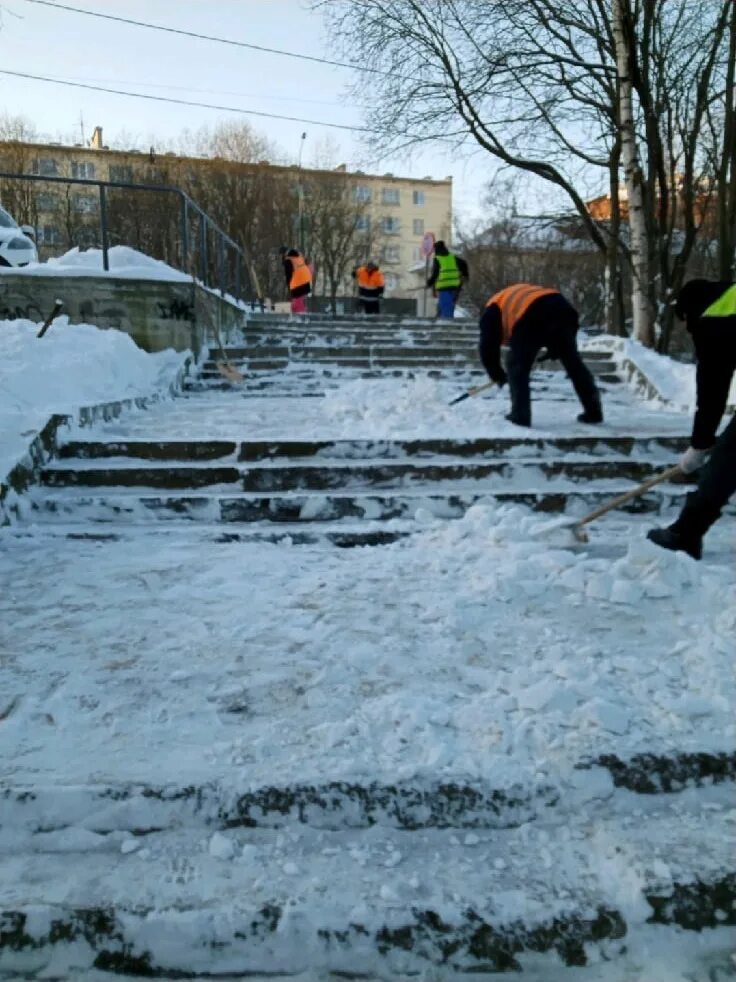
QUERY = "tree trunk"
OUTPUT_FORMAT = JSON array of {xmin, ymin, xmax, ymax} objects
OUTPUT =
[
  {"xmin": 605, "ymin": 135, "xmax": 626, "ymax": 335},
  {"xmin": 612, "ymin": 0, "xmax": 655, "ymax": 346},
  {"xmin": 718, "ymin": 0, "xmax": 736, "ymax": 280}
]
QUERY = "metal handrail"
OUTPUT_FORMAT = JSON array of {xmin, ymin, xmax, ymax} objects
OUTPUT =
[{"xmin": 0, "ymin": 171, "xmax": 251, "ymax": 301}]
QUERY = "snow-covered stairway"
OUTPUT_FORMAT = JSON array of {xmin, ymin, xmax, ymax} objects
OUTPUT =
[
  {"xmin": 20, "ymin": 321, "xmax": 699, "ymax": 540},
  {"xmin": 30, "ymin": 431, "xmax": 697, "ymax": 542},
  {"xmin": 2, "ymin": 317, "xmax": 734, "ymax": 979}
]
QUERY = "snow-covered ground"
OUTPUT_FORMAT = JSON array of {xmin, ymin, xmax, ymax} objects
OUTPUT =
[
  {"xmin": 0, "ymin": 317, "xmax": 186, "ymax": 485},
  {"xmin": 0, "ymin": 321, "xmax": 734, "ymax": 979}
]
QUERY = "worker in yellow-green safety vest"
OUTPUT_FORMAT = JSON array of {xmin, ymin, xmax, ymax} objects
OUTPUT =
[
  {"xmin": 647, "ymin": 278, "xmax": 736, "ymax": 560},
  {"xmin": 426, "ymin": 240, "xmax": 469, "ymax": 319}
]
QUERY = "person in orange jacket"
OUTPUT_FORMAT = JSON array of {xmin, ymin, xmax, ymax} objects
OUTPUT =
[
  {"xmin": 280, "ymin": 246, "xmax": 312, "ymax": 314},
  {"xmin": 479, "ymin": 283, "xmax": 603, "ymax": 427},
  {"xmin": 352, "ymin": 261, "xmax": 385, "ymax": 315}
]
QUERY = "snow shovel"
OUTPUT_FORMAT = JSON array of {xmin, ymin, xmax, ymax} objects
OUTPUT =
[
  {"xmin": 449, "ymin": 380, "xmax": 495, "ymax": 405},
  {"xmin": 36, "ymin": 299, "xmax": 64, "ymax": 339},
  {"xmin": 536, "ymin": 463, "xmax": 683, "ymax": 543}
]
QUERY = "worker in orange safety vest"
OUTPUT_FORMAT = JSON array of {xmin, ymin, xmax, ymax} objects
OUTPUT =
[
  {"xmin": 479, "ymin": 283, "xmax": 603, "ymax": 428},
  {"xmin": 280, "ymin": 246, "xmax": 312, "ymax": 315},
  {"xmin": 352, "ymin": 261, "xmax": 386, "ymax": 315}
]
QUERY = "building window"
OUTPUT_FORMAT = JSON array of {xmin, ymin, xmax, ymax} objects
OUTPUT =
[
  {"xmin": 37, "ymin": 192, "xmax": 59, "ymax": 211},
  {"xmin": 32, "ymin": 158, "xmax": 58, "ymax": 177},
  {"xmin": 109, "ymin": 165, "xmax": 134, "ymax": 183},
  {"xmin": 382, "ymin": 187, "xmax": 400, "ymax": 205},
  {"xmin": 411, "ymin": 247, "xmax": 423, "ymax": 262},
  {"xmin": 353, "ymin": 185, "xmax": 371, "ymax": 203},
  {"xmin": 355, "ymin": 215, "xmax": 370, "ymax": 232},
  {"xmin": 39, "ymin": 225, "xmax": 62, "ymax": 245},
  {"xmin": 71, "ymin": 161, "xmax": 96, "ymax": 179},
  {"xmin": 73, "ymin": 195, "xmax": 98, "ymax": 214},
  {"xmin": 381, "ymin": 216, "xmax": 401, "ymax": 235},
  {"xmin": 413, "ymin": 218, "xmax": 425, "ymax": 235},
  {"xmin": 413, "ymin": 190, "xmax": 425, "ymax": 205},
  {"xmin": 384, "ymin": 272, "xmax": 400, "ymax": 290},
  {"xmin": 381, "ymin": 245, "xmax": 401, "ymax": 264}
]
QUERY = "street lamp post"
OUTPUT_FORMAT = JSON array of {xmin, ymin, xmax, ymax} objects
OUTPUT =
[{"xmin": 297, "ymin": 131, "xmax": 307, "ymax": 255}]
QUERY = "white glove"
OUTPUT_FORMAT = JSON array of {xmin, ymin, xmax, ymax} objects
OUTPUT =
[{"xmin": 680, "ymin": 447, "xmax": 708, "ymax": 474}]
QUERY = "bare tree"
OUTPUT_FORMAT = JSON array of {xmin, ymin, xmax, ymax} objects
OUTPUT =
[
  {"xmin": 323, "ymin": 0, "xmax": 733, "ymax": 348},
  {"xmin": 612, "ymin": 0, "xmax": 652, "ymax": 344},
  {"xmin": 0, "ymin": 114, "xmax": 40, "ymax": 227},
  {"xmin": 300, "ymin": 170, "xmax": 381, "ymax": 312}
]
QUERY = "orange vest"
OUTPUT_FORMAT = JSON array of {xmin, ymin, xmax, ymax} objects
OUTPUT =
[
  {"xmin": 289, "ymin": 253, "xmax": 312, "ymax": 292},
  {"xmin": 356, "ymin": 266, "xmax": 385, "ymax": 290},
  {"xmin": 486, "ymin": 284, "xmax": 559, "ymax": 342}
]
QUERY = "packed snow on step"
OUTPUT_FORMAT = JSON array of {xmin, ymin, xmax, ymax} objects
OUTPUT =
[
  {"xmin": 0, "ymin": 503, "xmax": 734, "ymax": 978},
  {"xmin": 1, "ymin": 503, "xmax": 733, "ymax": 794},
  {"xmin": 0, "ymin": 317, "xmax": 187, "ymax": 483},
  {"xmin": 74, "ymin": 374, "xmax": 692, "ymax": 445},
  {"xmin": 0, "ymin": 244, "xmax": 192, "ymax": 281}
]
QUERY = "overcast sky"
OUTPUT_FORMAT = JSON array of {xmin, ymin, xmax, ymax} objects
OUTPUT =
[{"xmin": 0, "ymin": 0, "xmax": 518, "ymax": 226}]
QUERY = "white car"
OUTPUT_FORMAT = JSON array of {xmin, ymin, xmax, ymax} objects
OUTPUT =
[{"xmin": 0, "ymin": 205, "xmax": 38, "ymax": 267}]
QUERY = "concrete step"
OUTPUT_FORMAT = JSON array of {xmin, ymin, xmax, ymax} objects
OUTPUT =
[
  {"xmin": 4, "ymin": 754, "xmax": 733, "ymax": 835},
  {"xmin": 0, "ymin": 792, "xmax": 732, "ymax": 977},
  {"xmin": 202, "ymin": 355, "xmax": 619, "ymax": 375},
  {"xmin": 4, "ymin": 519, "xmax": 416, "ymax": 548},
  {"xmin": 25, "ymin": 484, "xmax": 699, "ymax": 524},
  {"xmin": 208, "ymin": 345, "xmax": 482, "ymax": 362},
  {"xmin": 57, "ymin": 435, "xmax": 689, "ymax": 463},
  {"xmin": 184, "ymin": 376, "xmax": 625, "ymax": 393},
  {"xmin": 236, "ymin": 334, "xmax": 481, "ymax": 348},
  {"xmin": 41, "ymin": 458, "xmax": 692, "ymax": 492}
]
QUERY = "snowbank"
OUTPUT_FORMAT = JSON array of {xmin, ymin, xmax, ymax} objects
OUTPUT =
[
  {"xmin": 0, "ymin": 245, "xmax": 191, "ymax": 281},
  {"xmin": 0, "ymin": 317, "xmax": 187, "ymax": 482},
  {"xmin": 584, "ymin": 333, "xmax": 736, "ymax": 411}
]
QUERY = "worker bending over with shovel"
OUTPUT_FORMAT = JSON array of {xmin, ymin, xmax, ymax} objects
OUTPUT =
[
  {"xmin": 648, "ymin": 279, "xmax": 736, "ymax": 560},
  {"xmin": 478, "ymin": 283, "xmax": 603, "ymax": 428}
]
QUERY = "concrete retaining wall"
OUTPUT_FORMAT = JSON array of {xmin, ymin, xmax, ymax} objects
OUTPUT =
[{"xmin": 0, "ymin": 273, "xmax": 244, "ymax": 357}]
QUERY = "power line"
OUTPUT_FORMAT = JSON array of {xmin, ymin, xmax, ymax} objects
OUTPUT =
[
  {"xmin": 0, "ymin": 69, "xmax": 377, "ymax": 134},
  {"xmin": 21, "ymin": 0, "xmax": 395, "ymax": 79}
]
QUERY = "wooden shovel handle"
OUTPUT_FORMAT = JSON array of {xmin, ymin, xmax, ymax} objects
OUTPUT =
[
  {"xmin": 575, "ymin": 463, "xmax": 683, "ymax": 529},
  {"xmin": 37, "ymin": 299, "xmax": 63, "ymax": 339},
  {"xmin": 449, "ymin": 380, "xmax": 494, "ymax": 405}
]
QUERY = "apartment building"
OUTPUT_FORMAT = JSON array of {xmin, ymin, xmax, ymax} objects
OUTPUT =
[{"xmin": 0, "ymin": 127, "xmax": 453, "ymax": 300}]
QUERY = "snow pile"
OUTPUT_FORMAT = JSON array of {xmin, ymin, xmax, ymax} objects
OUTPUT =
[
  {"xmin": 584, "ymin": 334, "xmax": 736, "ymax": 411},
  {"xmin": 0, "ymin": 245, "xmax": 191, "ymax": 281},
  {"xmin": 0, "ymin": 317, "xmax": 186, "ymax": 481},
  {"xmin": 321, "ymin": 374, "xmax": 471, "ymax": 435}
]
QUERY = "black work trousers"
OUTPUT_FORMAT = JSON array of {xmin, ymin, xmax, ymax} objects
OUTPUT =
[
  {"xmin": 673, "ymin": 414, "xmax": 736, "ymax": 539},
  {"xmin": 506, "ymin": 295, "xmax": 601, "ymax": 426},
  {"xmin": 690, "ymin": 322, "xmax": 736, "ymax": 449}
]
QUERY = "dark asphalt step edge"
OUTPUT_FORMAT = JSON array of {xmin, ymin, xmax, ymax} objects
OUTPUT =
[
  {"xmin": 3, "ymin": 753, "xmax": 734, "ymax": 835},
  {"xmin": 25, "ymin": 486, "xmax": 708, "ymax": 524},
  {"xmin": 0, "ymin": 877, "xmax": 734, "ymax": 977},
  {"xmin": 57, "ymin": 435, "xmax": 688, "ymax": 463}
]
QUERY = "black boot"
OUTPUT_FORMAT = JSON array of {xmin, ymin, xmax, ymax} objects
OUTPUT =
[
  {"xmin": 647, "ymin": 525, "xmax": 702, "ymax": 560},
  {"xmin": 505, "ymin": 413, "xmax": 530, "ymax": 427},
  {"xmin": 577, "ymin": 408, "xmax": 603, "ymax": 424}
]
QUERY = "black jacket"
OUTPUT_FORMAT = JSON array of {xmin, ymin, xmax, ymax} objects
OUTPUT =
[
  {"xmin": 675, "ymin": 280, "xmax": 736, "ymax": 449},
  {"xmin": 478, "ymin": 291, "xmax": 577, "ymax": 385}
]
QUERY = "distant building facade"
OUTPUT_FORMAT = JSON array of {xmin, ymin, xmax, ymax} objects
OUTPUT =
[{"xmin": 0, "ymin": 127, "xmax": 453, "ymax": 302}]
